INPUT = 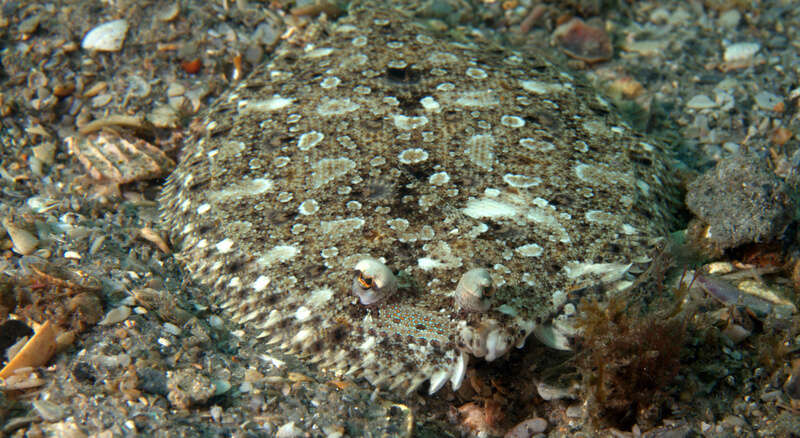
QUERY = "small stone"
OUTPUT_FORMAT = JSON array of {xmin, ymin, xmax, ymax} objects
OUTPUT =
[
  {"xmin": 32, "ymin": 400, "xmax": 65, "ymax": 422},
  {"xmin": 49, "ymin": 421, "xmax": 88, "ymax": 438},
  {"xmin": 147, "ymin": 105, "xmax": 180, "ymax": 128},
  {"xmin": 276, "ymin": 422, "xmax": 304, "ymax": 438},
  {"xmin": 90, "ymin": 93, "xmax": 113, "ymax": 108},
  {"xmin": 536, "ymin": 382, "xmax": 572, "ymax": 400},
  {"xmin": 157, "ymin": 3, "xmax": 181, "ymax": 22},
  {"xmin": 166, "ymin": 82, "xmax": 186, "ymax": 97},
  {"xmin": 721, "ymin": 323, "xmax": 751, "ymax": 344},
  {"xmin": 718, "ymin": 9, "xmax": 741, "ymax": 28},
  {"xmin": 32, "ymin": 142, "xmax": 57, "ymax": 165},
  {"xmin": 163, "ymin": 322, "xmax": 182, "ymax": 336},
  {"xmin": 213, "ymin": 379, "xmax": 232, "ymax": 395},
  {"xmin": 98, "ymin": 306, "xmax": 131, "ymax": 326},
  {"xmin": 506, "ymin": 417, "xmax": 547, "ymax": 437},
  {"xmin": 753, "ymin": 91, "xmax": 783, "ymax": 111},
  {"xmin": 167, "ymin": 368, "xmax": 216, "ymax": 409},
  {"xmin": 565, "ymin": 405, "xmax": 583, "ymax": 418},
  {"xmin": 136, "ymin": 368, "xmax": 168, "ymax": 396},
  {"xmin": 208, "ymin": 315, "xmax": 224, "ymax": 330},
  {"xmin": 760, "ymin": 389, "xmax": 783, "ymax": 402},
  {"xmin": 723, "ymin": 42, "xmax": 760, "ymax": 63},
  {"xmin": 82, "ymin": 20, "xmax": 129, "ymax": 52},
  {"xmin": 686, "ymin": 94, "xmax": 717, "ymax": 110},
  {"xmin": 622, "ymin": 39, "xmax": 669, "ymax": 57},
  {"xmin": 18, "ymin": 14, "xmax": 41, "ymax": 34},
  {"xmin": 721, "ymin": 415, "xmax": 747, "ymax": 429}
]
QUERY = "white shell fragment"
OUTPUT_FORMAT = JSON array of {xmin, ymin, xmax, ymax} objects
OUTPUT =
[{"xmin": 82, "ymin": 19, "xmax": 129, "ymax": 52}]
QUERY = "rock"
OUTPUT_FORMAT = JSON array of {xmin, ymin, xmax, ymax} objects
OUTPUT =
[
  {"xmin": 718, "ymin": 9, "xmax": 741, "ymax": 28},
  {"xmin": 506, "ymin": 417, "xmax": 547, "ymax": 437},
  {"xmin": 686, "ymin": 154, "xmax": 795, "ymax": 251},
  {"xmin": 686, "ymin": 94, "xmax": 717, "ymax": 110},
  {"xmin": 32, "ymin": 400, "xmax": 65, "ymax": 422},
  {"xmin": 754, "ymin": 91, "xmax": 783, "ymax": 111},
  {"xmin": 82, "ymin": 20, "xmax": 129, "ymax": 52},
  {"xmin": 98, "ymin": 305, "xmax": 131, "ymax": 326},
  {"xmin": 166, "ymin": 368, "xmax": 216, "ymax": 409},
  {"xmin": 723, "ymin": 42, "xmax": 760, "ymax": 63},
  {"xmin": 276, "ymin": 422, "xmax": 304, "ymax": 438},
  {"xmin": 136, "ymin": 367, "xmax": 168, "ymax": 396}
]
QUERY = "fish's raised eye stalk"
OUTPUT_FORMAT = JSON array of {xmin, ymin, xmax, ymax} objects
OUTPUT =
[{"xmin": 352, "ymin": 258, "xmax": 397, "ymax": 305}]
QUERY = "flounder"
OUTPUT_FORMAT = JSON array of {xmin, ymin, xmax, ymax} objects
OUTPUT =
[{"xmin": 160, "ymin": 1, "xmax": 679, "ymax": 395}]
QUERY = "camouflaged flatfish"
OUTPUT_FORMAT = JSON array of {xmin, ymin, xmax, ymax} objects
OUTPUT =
[{"xmin": 160, "ymin": 1, "xmax": 679, "ymax": 394}]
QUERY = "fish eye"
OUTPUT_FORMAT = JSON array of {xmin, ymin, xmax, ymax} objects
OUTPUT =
[
  {"xmin": 352, "ymin": 257, "xmax": 397, "ymax": 305},
  {"xmin": 357, "ymin": 272, "xmax": 374, "ymax": 289}
]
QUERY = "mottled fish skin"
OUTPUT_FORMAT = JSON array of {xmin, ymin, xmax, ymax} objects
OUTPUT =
[{"xmin": 160, "ymin": 2, "xmax": 679, "ymax": 394}]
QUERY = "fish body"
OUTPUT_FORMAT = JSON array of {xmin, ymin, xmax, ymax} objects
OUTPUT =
[{"xmin": 160, "ymin": 2, "xmax": 679, "ymax": 394}]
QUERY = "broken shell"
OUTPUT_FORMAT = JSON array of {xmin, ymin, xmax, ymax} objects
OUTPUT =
[
  {"xmin": 552, "ymin": 18, "xmax": 613, "ymax": 63},
  {"xmin": 352, "ymin": 258, "xmax": 397, "ymax": 305},
  {"xmin": 454, "ymin": 268, "xmax": 492, "ymax": 312},
  {"xmin": 0, "ymin": 320, "xmax": 58, "ymax": 379},
  {"xmin": 82, "ymin": 19, "xmax": 129, "ymax": 52},
  {"xmin": 2, "ymin": 217, "xmax": 39, "ymax": 255}
]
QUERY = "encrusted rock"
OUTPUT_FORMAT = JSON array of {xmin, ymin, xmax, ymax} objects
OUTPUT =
[{"xmin": 686, "ymin": 153, "xmax": 795, "ymax": 253}]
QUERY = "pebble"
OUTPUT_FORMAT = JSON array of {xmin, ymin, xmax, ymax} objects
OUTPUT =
[
  {"xmin": 536, "ymin": 382, "xmax": 572, "ymax": 400},
  {"xmin": 506, "ymin": 417, "xmax": 548, "ymax": 437},
  {"xmin": 622, "ymin": 39, "xmax": 669, "ymax": 57},
  {"xmin": 98, "ymin": 306, "xmax": 131, "ymax": 326},
  {"xmin": 90, "ymin": 93, "xmax": 113, "ymax": 108},
  {"xmin": 157, "ymin": 3, "xmax": 181, "ymax": 22},
  {"xmin": 18, "ymin": 15, "xmax": 41, "ymax": 35},
  {"xmin": 760, "ymin": 390, "xmax": 783, "ymax": 402},
  {"xmin": 276, "ymin": 422, "xmax": 304, "ymax": 438},
  {"xmin": 723, "ymin": 42, "xmax": 760, "ymax": 63},
  {"xmin": 753, "ymin": 91, "xmax": 783, "ymax": 111},
  {"xmin": 49, "ymin": 421, "xmax": 87, "ymax": 438},
  {"xmin": 163, "ymin": 322, "xmax": 182, "ymax": 336},
  {"xmin": 148, "ymin": 105, "xmax": 180, "ymax": 128},
  {"xmin": 686, "ymin": 94, "xmax": 717, "ymax": 109},
  {"xmin": 32, "ymin": 142, "xmax": 56, "ymax": 165},
  {"xmin": 721, "ymin": 415, "xmax": 747, "ymax": 429},
  {"xmin": 32, "ymin": 400, "xmax": 65, "ymax": 422},
  {"xmin": 718, "ymin": 9, "xmax": 741, "ymax": 28},
  {"xmin": 208, "ymin": 315, "xmax": 224, "ymax": 330},
  {"xmin": 82, "ymin": 19, "xmax": 129, "ymax": 52},
  {"xmin": 565, "ymin": 405, "xmax": 583, "ymax": 418},
  {"xmin": 136, "ymin": 368, "xmax": 168, "ymax": 396}
]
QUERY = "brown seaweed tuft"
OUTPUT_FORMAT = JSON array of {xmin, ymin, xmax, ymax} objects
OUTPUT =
[{"xmin": 574, "ymin": 292, "xmax": 687, "ymax": 429}]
